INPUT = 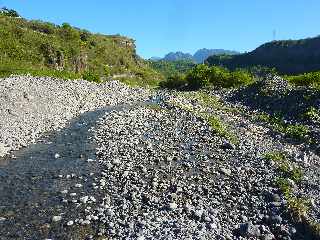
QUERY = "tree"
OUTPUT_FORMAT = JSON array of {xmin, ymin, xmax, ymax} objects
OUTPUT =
[
  {"xmin": 1, "ymin": 7, "xmax": 20, "ymax": 17},
  {"xmin": 186, "ymin": 64, "xmax": 211, "ymax": 89}
]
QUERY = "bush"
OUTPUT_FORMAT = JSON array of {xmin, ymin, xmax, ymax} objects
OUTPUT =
[
  {"xmin": 286, "ymin": 71, "xmax": 320, "ymax": 89},
  {"xmin": 159, "ymin": 74, "xmax": 187, "ymax": 89},
  {"xmin": 0, "ymin": 7, "xmax": 20, "ymax": 17},
  {"xmin": 82, "ymin": 71, "xmax": 101, "ymax": 83},
  {"xmin": 185, "ymin": 65, "xmax": 253, "ymax": 90},
  {"xmin": 59, "ymin": 23, "xmax": 80, "ymax": 40},
  {"xmin": 186, "ymin": 64, "xmax": 211, "ymax": 89},
  {"xmin": 29, "ymin": 20, "xmax": 56, "ymax": 34}
]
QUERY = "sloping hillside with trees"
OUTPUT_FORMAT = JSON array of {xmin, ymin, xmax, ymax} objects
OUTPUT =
[
  {"xmin": 206, "ymin": 36, "xmax": 320, "ymax": 74},
  {"xmin": 0, "ymin": 7, "xmax": 161, "ymax": 85}
]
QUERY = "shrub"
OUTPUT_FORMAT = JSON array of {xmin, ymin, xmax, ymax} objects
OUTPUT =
[
  {"xmin": 159, "ymin": 74, "xmax": 187, "ymax": 89},
  {"xmin": 82, "ymin": 71, "xmax": 101, "ymax": 83},
  {"xmin": 183, "ymin": 65, "xmax": 253, "ymax": 90},
  {"xmin": 286, "ymin": 71, "xmax": 320, "ymax": 89},
  {"xmin": 59, "ymin": 22, "xmax": 80, "ymax": 40},
  {"xmin": 29, "ymin": 20, "xmax": 56, "ymax": 34},
  {"xmin": 186, "ymin": 64, "xmax": 211, "ymax": 89},
  {"xmin": 80, "ymin": 31, "xmax": 90, "ymax": 42},
  {"xmin": 0, "ymin": 7, "xmax": 20, "ymax": 17},
  {"xmin": 285, "ymin": 124, "xmax": 310, "ymax": 140},
  {"xmin": 304, "ymin": 107, "xmax": 320, "ymax": 122}
]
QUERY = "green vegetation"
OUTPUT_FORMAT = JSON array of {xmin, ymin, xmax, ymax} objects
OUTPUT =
[
  {"xmin": 146, "ymin": 104, "xmax": 163, "ymax": 112},
  {"xmin": 0, "ymin": 7, "xmax": 20, "ymax": 17},
  {"xmin": 264, "ymin": 151, "xmax": 303, "ymax": 182},
  {"xmin": 150, "ymin": 60, "xmax": 196, "ymax": 78},
  {"xmin": 171, "ymin": 92, "xmax": 239, "ymax": 144},
  {"xmin": 285, "ymin": 71, "xmax": 320, "ymax": 90},
  {"xmin": 256, "ymin": 113, "xmax": 310, "ymax": 141},
  {"xmin": 265, "ymin": 151, "xmax": 308, "ymax": 222},
  {"xmin": 160, "ymin": 64, "xmax": 254, "ymax": 90},
  {"xmin": 304, "ymin": 107, "xmax": 320, "ymax": 123},
  {"xmin": 207, "ymin": 116, "xmax": 238, "ymax": 145},
  {"xmin": 0, "ymin": 9, "xmax": 161, "ymax": 86},
  {"xmin": 206, "ymin": 36, "xmax": 320, "ymax": 75}
]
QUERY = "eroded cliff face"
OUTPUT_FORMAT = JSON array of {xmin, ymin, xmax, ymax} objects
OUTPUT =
[{"xmin": 0, "ymin": 15, "xmax": 142, "ymax": 76}]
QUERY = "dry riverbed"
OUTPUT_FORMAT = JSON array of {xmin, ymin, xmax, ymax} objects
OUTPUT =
[{"xmin": 0, "ymin": 76, "xmax": 319, "ymax": 240}]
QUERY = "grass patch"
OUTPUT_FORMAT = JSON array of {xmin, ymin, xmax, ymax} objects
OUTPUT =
[
  {"xmin": 207, "ymin": 116, "xmax": 238, "ymax": 145},
  {"xmin": 256, "ymin": 113, "xmax": 310, "ymax": 142},
  {"xmin": 264, "ymin": 151, "xmax": 303, "ymax": 183},
  {"xmin": 304, "ymin": 107, "xmax": 320, "ymax": 123},
  {"xmin": 266, "ymin": 151, "xmax": 312, "ymax": 232},
  {"xmin": 146, "ymin": 104, "xmax": 163, "ymax": 112},
  {"xmin": 285, "ymin": 71, "xmax": 320, "ymax": 90},
  {"xmin": 0, "ymin": 65, "xmax": 81, "ymax": 80},
  {"xmin": 170, "ymin": 92, "xmax": 240, "ymax": 144}
]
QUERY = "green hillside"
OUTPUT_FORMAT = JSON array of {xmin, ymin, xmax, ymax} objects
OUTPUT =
[
  {"xmin": 0, "ymin": 9, "xmax": 161, "ymax": 85},
  {"xmin": 149, "ymin": 60, "xmax": 196, "ymax": 78},
  {"xmin": 206, "ymin": 36, "xmax": 320, "ymax": 75}
]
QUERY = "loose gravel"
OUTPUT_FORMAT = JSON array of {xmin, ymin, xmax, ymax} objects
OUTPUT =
[
  {"xmin": 0, "ymin": 75, "xmax": 319, "ymax": 240},
  {"xmin": 0, "ymin": 75, "xmax": 149, "ymax": 156}
]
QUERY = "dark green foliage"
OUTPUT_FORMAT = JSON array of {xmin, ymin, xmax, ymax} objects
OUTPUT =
[
  {"xmin": 248, "ymin": 65, "xmax": 278, "ymax": 77},
  {"xmin": 186, "ymin": 64, "xmax": 211, "ymax": 89},
  {"xmin": 185, "ymin": 65, "xmax": 253, "ymax": 90},
  {"xmin": 256, "ymin": 113, "xmax": 310, "ymax": 141},
  {"xmin": 208, "ymin": 66, "xmax": 253, "ymax": 88},
  {"xmin": 159, "ymin": 74, "xmax": 187, "ymax": 89},
  {"xmin": 285, "ymin": 71, "xmax": 320, "ymax": 89},
  {"xmin": 29, "ymin": 20, "xmax": 56, "ymax": 34},
  {"xmin": 82, "ymin": 71, "xmax": 101, "ymax": 83},
  {"xmin": 150, "ymin": 60, "xmax": 196, "ymax": 78},
  {"xmin": 0, "ymin": 7, "xmax": 20, "ymax": 17},
  {"xmin": 206, "ymin": 36, "xmax": 320, "ymax": 75},
  {"xmin": 158, "ymin": 63, "xmax": 254, "ymax": 90}
]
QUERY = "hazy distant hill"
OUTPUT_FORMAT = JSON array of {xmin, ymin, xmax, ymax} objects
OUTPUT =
[
  {"xmin": 193, "ymin": 48, "xmax": 239, "ymax": 63},
  {"xmin": 163, "ymin": 52, "xmax": 194, "ymax": 62},
  {"xmin": 154, "ymin": 49, "xmax": 239, "ymax": 63},
  {"xmin": 206, "ymin": 36, "xmax": 320, "ymax": 74}
]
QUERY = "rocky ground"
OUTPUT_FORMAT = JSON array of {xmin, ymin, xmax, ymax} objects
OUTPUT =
[
  {"xmin": 0, "ymin": 75, "xmax": 149, "ymax": 157},
  {"xmin": 0, "ymin": 76, "xmax": 319, "ymax": 239}
]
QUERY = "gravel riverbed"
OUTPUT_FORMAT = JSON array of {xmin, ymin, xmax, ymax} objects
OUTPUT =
[{"xmin": 0, "ymin": 76, "xmax": 319, "ymax": 240}]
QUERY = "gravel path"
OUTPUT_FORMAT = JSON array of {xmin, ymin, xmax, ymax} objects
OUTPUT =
[
  {"xmin": 0, "ymin": 75, "xmax": 149, "ymax": 156},
  {"xmin": 0, "ymin": 76, "xmax": 319, "ymax": 239}
]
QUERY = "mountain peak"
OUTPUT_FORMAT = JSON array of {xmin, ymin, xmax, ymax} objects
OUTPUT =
[{"xmin": 155, "ymin": 49, "xmax": 239, "ymax": 63}]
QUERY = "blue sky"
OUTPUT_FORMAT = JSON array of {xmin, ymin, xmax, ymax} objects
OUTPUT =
[{"xmin": 1, "ymin": 0, "xmax": 320, "ymax": 58}]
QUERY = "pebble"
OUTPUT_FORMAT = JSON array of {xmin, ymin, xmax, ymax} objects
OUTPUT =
[
  {"xmin": 67, "ymin": 220, "xmax": 74, "ymax": 226},
  {"xmin": 220, "ymin": 168, "xmax": 232, "ymax": 176},
  {"xmin": 52, "ymin": 216, "xmax": 62, "ymax": 222}
]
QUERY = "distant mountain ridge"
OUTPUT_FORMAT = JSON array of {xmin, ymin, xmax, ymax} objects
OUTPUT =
[
  {"xmin": 206, "ymin": 36, "xmax": 320, "ymax": 74},
  {"xmin": 150, "ymin": 48, "xmax": 239, "ymax": 63},
  {"xmin": 193, "ymin": 49, "xmax": 239, "ymax": 63},
  {"xmin": 163, "ymin": 52, "xmax": 194, "ymax": 62}
]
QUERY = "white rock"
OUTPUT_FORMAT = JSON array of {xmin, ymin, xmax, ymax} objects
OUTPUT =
[
  {"xmin": 52, "ymin": 216, "xmax": 62, "ymax": 222},
  {"xmin": 0, "ymin": 143, "xmax": 10, "ymax": 157},
  {"xmin": 80, "ymin": 196, "xmax": 89, "ymax": 204},
  {"xmin": 220, "ymin": 168, "xmax": 232, "ymax": 176},
  {"xmin": 168, "ymin": 202, "xmax": 178, "ymax": 210},
  {"xmin": 67, "ymin": 220, "xmax": 74, "ymax": 226}
]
